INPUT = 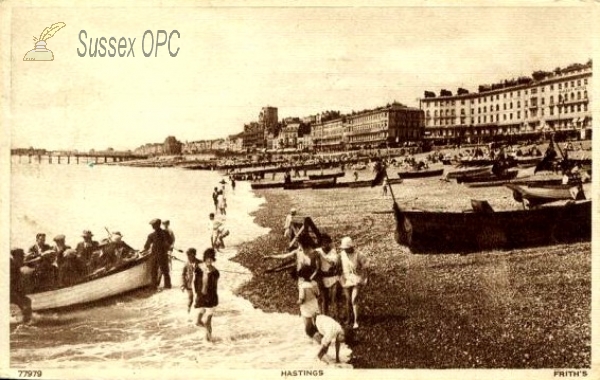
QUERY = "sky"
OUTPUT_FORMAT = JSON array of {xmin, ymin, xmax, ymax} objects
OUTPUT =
[{"xmin": 5, "ymin": 4, "xmax": 597, "ymax": 151}]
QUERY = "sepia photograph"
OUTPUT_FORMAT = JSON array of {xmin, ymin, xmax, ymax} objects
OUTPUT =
[{"xmin": 1, "ymin": 1, "xmax": 597, "ymax": 379}]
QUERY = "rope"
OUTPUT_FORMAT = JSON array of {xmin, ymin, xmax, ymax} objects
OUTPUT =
[{"xmin": 171, "ymin": 250, "xmax": 251, "ymax": 275}]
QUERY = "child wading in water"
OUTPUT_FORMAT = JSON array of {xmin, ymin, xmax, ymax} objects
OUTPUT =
[
  {"xmin": 311, "ymin": 312, "xmax": 345, "ymax": 363},
  {"xmin": 181, "ymin": 248, "xmax": 201, "ymax": 314},
  {"xmin": 297, "ymin": 266, "xmax": 320, "ymax": 338},
  {"xmin": 194, "ymin": 248, "xmax": 220, "ymax": 342}
]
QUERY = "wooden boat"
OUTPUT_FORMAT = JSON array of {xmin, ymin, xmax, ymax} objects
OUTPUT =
[
  {"xmin": 510, "ymin": 178, "xmax": 564, "ymax": 187},
  {"xmin": 458, "ymin": 158, "xmax": 496, "ymax": 167},
  {"xmin": 456, "ymin": 169, "xmax": 519, "ymax": 184},
  {"xmin": 514, "ymin": 156, "xmax": 543, "ymax": 168},
  {"xmin": 390, "ymin": 199, "xmax": 591, "ymax": 254},
  {"xmin": 445, "ymin": 165, "xmax": 493, "ymax": 180},
  {"xmin": 28, "ymin": 252, "xmax": 154, "ymax": 311},
  {"xmin": 250, "ymin": 181, "xmax": 285, "ymax": 190},
  {"xmin": 310, "ymin": 179, "xmax": 340, "ymax": 189},
  {"xmin": 283, "ymin": 178, "xmax": 336, "ymax": 190},
  {"xmin": 441, "ymin": 158, "xmax": 458, "ymax": 166},
  {"xmin": 308, "ymin": 171, "xmax": 345, "ymax": 180},
  {"xmin": 397, "ymin": 167, "xmax": 444, "ymax": 179},
  {"xmin": 505, "ymin": 183, "xmax": 585, "ymax": 208},
  {"xmin": 347, "ymin": 177, "xmax": 402, "ymax": 188}
]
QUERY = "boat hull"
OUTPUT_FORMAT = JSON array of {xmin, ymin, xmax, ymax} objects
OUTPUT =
[
  {"xmin": 283, "ymin": 178, "xmax": 336, "ymax": 190},
  {"xmin": 397, "ymin": 200, "xmax": 591, "ymax": 254},
  {"xmin": 28, "ymin": 254, "xmax": 154, "ymax": 311},
  {"xmin": 397, "ymin": 168, "xmax": 444, "ymax": 179},
  {"xmin": 457, "ymin": 169, "xmax": 519, "ymax": 184},
  {"xmin": 250, "ymin": 181, "xmax": 285, "ymax": 189},
  {"xmin": 505, "ymin": 183, "xmax": 583, "ymax": 207},
  {"xmin": 308, "ymin": 172, "xmax": 345, "ymax": 180},
  {"xmin": 445, "ymin": 165, "xmax": 493, "ymax": 179}
]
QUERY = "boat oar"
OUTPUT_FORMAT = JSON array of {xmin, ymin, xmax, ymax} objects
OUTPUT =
[{"xmin": 104, "ymin": 227, "xmax": 113, "ymax": 242}]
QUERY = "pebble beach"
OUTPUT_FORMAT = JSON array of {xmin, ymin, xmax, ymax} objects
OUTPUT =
[{"xmin": 232, "ymin": 172, "xmax": 591, "ymax": 368}]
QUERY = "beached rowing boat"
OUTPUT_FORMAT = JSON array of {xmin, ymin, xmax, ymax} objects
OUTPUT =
[
  {"xmin": 283, "ymin": 178, "xmax": 337, "ymax": 190},
  {"xmin": 390, "ymin": 199, "xmax": 591, "ymax": 254},
  {"xmin": 250, "ymin": 181, "xmax": 285, "ymax": 189},
  {"xmin": 505, "ymin": 183, "xmax": 585, "ymax": 208},
  {"xmin": 397, "ymin": 167, "xmax": 444, "ymax": 179},
  {"xmin": 456, "ymin": 169, "xmax": 519, "ymax": 184},
  {"xmin": 308, "ymin": 171, "xmax": 345, "ymax": 180},
  {"xmin": 445, "ymin": 165, "xmax": 493, "ymax": 180},
  {"xmin": 28, "ymin": 252, "xmax": 154, "ymax": 311}
]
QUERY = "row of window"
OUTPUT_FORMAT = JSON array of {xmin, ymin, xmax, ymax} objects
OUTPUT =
[
  {"xmin": 431, "ymin": 119, "xmax": 586, "ymax": 137},
  {"xmin": 428, "ymin": 91, "xmax": 588, "ymax": 118},
  {"xmin": 426, "ymin": 77, "xmax": 589, "ymax": 107},
  {"xmin": 429, "ymin": 102, "xmax": 589, "ymax": 126}
]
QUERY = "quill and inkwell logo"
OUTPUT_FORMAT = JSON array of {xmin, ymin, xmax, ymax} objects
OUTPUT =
[{"xmin": 24, "ymin": 22, "xmax": 66, "ymax": 61}]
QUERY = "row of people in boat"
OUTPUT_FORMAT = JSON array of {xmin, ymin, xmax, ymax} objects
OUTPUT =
[{"xmin": 21, "ymin": 230, "xmax": 137, "ymax": 292}]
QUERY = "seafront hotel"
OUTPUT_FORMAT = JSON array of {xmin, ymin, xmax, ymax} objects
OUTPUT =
[
  {"xmin": 420, "ymin": 61, "xmax": 592, "ymax": 145},
  {"xmin": 132, "ymin": 60, "xmax": 593, "ymax": 156}
]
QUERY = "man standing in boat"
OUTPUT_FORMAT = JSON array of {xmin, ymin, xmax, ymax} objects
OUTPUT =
[
  {"xmin": 144, "ymin": 218, "xmax": 173, "ymax": 290},
  {"xmin": 76, "ymin": 230, "xmax": 99, "ymax": 274},
  {"xmin": 52, "ymin": 234, "xmax": 71, "ymax": 269}
]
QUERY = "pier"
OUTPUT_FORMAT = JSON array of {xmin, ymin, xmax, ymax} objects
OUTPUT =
[{"xmin": 11, "ymin": 150, "xmax": 149, "ymax": 164}]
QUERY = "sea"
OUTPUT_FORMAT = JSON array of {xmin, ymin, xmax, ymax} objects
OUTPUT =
[{"xmin": 8, "ymin": 159, "xmax": 353, "ymax": 372}]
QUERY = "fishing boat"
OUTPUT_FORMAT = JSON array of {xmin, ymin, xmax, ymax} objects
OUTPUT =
[
  {"xmin": 250, "ymin": 181, "xmax": 285, "ymax": 190},
  {"xmin": 283, "ymin": 178, "xmax": 336, "ymax": 190},
  {"xmin": 28, "ymin": 252, "xmax": 154, "ymax": 312},
  {"xmin": 441, "ymin": 158, "xmax": 459, "ymax": 166},
  {"xmin": 456, "ymin": 168, "xmax": 519, "ymax": 184},
  {"xmin": 445, "ymin": 165, "xmax": 493, "ymax": 180},
  {"xmin": 458, "ymin": 158, "xmax": 497, "ymax": 167},
  {"xmin": 514, "ymin": 156, "xmax": 543, "ymax": 168},
  {"xmin": 390, "ymin": 199, "xmax": 591, "ymax": 254},
  {"xmin": 505, "ymin": 183, "xmax": 585, "ymax": 208},
  {"xmin": 308, "ymin": 171, "xmax": 345, "ymax": 180},
  {"xmin": 397, "ymin": 167, "xmax": 444, "ymax": 179},
  {"xmin": 310, "ymin": 179, "xmax": 340, "ymax": 189}
]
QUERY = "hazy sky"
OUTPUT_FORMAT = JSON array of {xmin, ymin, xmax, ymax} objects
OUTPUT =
[{"xmin": 7, "ymin": 5, "xmax": 596, "ymax": 151}]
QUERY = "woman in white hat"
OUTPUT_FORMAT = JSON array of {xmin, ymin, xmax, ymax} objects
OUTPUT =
[{"xmin": 339, "ymin": 236, "xmax": 368, "ymax": 329}]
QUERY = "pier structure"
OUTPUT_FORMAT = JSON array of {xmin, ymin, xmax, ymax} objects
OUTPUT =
[{"xmin": 11, "ymin": 150, "xmax": 149, "ymax": 164}]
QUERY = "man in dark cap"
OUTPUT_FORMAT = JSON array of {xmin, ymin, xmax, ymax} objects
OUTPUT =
[
  {"xmin": 10, "ymin": 248, "xmax": 32, "ymax": 323},
  {"xmin": 24, "ymin": 233, "xmax": 57, "ymax": 292},
  {"xmin": 26, "ymin": 233, "xmax": 52, "ymax": 262},
  {"xmin": 76, "ymin": 230, "xmax": 99, "ymax": 274},
  {"xmin": 144, "ymin": 218, "xmax": 173, "ymax": 290}
]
